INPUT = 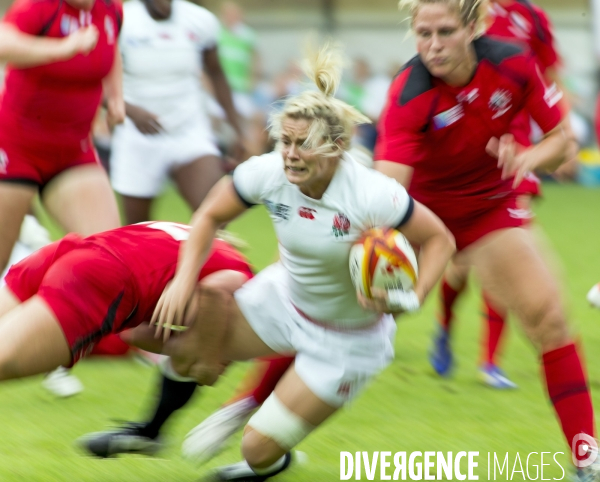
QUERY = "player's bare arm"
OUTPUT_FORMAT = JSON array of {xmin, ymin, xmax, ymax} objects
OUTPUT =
[{"xmin": 152, "ymin": 178, "xmax": 248, "ymax": 340}]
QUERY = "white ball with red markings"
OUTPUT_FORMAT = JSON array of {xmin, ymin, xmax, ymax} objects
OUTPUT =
[{"xmin": 349, "ymin": 227, "xmax": 419, "ymax": 298}]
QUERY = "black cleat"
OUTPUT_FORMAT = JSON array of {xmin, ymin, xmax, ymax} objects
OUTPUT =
[{"xmin": 77, "ymin": 422, "xmax": 163, "ymax": 458}]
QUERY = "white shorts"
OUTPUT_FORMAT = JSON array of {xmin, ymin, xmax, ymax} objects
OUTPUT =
[
  {"xmin": 110, "ymin": 116, "xmax": 220, "ymax": 198},
  {"xmin": 234, "ymin": 263, "xmax": 397, "ymax": 407}
]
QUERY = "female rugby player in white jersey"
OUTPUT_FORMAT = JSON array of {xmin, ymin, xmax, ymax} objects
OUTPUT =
[
  {"xmin": 150, "ymin": 43, "xmax": 455, "ymax": 481},
  {"xmin": 111, "ymin": 0, "xmax": 244, "ymax": 224}
]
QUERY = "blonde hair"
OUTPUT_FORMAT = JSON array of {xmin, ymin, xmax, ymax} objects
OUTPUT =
[
  {"xmin": 269, "ymin": 42, "xmax": 370, "ymax": 159},
  {"xmin": 399, "ymin": 0, "xmax": 489, "ymax": 37}
]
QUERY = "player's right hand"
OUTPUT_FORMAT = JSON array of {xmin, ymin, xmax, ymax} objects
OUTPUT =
[
  {"xmin": 62, "ymin": 26, "xmax": 99, "ymax": 58},
  {"xmin": 152, "ymin": 276, "xmax": 196, "ymax": 342},
  {"xmin": 127, "ymin": 105, "xmax": 164, "ymax": 135}
]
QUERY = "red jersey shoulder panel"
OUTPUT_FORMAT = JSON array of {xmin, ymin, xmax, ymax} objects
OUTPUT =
[{"xmin": 2, "ymin": 0, "xmax": 60, "ymax": 35}]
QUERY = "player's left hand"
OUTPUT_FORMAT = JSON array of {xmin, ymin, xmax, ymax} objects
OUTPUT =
[
  {"xmin": 357, "ymin": 288, "xmax": 420, "ymax": 315},
  {"xmin": 487, "ymin": 134, "xmax": 532, "ymax": 188}
]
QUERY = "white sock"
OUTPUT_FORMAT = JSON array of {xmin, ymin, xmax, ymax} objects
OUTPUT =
[{"xmin": 252, "ymin": 455, "xmax": 287, "ymax": 475}]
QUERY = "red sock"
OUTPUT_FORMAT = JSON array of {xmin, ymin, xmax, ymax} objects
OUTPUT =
[
  {"xmin": 543, "ymin": 343, "xmax": 595, "ymax": 464},
  {"xmin": 438, "ymin": 277, "xmax": 464, "ymax": 332},
  {"xmin": 250, "ymin": 356, "xmax": 295, "ymax": 404},
  {"xmin": 482, "ymin": 295, "xmax": 506, "ymax": 365},
  {"xmin": 228, "ymin": 356, "xmax": 295, "ymax": 406}
]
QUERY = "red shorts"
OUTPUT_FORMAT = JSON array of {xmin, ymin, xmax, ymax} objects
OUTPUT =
[
  {"xmin": 5, "ymin": 235, "xmax": 138, "ymax": 364},
  {"xmin": 440, "ymin": 195, "xmax": 530, "ymax": 251},
  {"xmin": 514, "ymin": 173, "xmax": 542, "ymax": 198},
  {"xmin": 0, "ymin": 133, "xmax": 99, "ymax": 188},
  {"xmin": 4, "ymin": 234, "xmax": 253, "ymax": 364}
]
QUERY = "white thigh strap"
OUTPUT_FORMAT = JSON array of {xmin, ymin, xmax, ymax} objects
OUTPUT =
[{"xmin": 247, "ymin": 394, "xmax": 315, "ymax": 451}]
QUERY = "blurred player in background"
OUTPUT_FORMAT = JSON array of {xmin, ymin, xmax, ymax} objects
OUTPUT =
[
  {"xmin": 429, "ymin": 0, "xmax": 567, "ymax": 388},
  {"xmin": 0, "ymin": 0, "xmax": 125, "ymax": 397},
  {"xmin": 110, "ymin": 0, "xmax": 245, "ymax": 225},
  {"xmin": 83, "ymin": 44, "xmax": 454, "ymax": 482},
  {"xmin": 374, "ymin": 0, "xmax": 594, "ymax": 477}
]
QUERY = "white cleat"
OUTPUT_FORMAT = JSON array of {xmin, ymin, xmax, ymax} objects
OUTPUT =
[
  {"xmin": 182, "ymin": 396, "xmax": 257, "ymax": 464},
  {"xmin": 42, "ymin": 367, "xmax": 84, "ymax": 398},
  {"xmin": 587, "ymin": 284, "xmax": 600, "ymax": 309}
]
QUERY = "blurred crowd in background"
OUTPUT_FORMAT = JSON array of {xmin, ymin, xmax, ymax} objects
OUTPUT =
[{"xmin": 88, "ymin": 0, "xmax": 600, "ymax": 187}]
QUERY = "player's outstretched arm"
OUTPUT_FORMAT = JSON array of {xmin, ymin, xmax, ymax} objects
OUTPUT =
[
  {"xmin": 398, "ymin": 201, "xmax": 455, "ymax": 307},
  {"xmin": 152, "ymin": 177, "xmax": 248, "ymax": 341},
  {"xmin": 0, "ymin": 23, "xmax": 98, "ymax": 67},
  {"xmin": 102, "ymin": 44, "xmax": 125, "ymax": 127}
]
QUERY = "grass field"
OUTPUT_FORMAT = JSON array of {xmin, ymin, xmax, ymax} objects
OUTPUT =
[{"xmin": 0, "ymin": 183, "xmax": 599, "ymax": 481}]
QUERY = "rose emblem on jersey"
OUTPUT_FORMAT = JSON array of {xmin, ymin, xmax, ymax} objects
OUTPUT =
[
  {"xmin": 489, "ymin": 89, "xmax": 512, "ymax": 119},
  {"xmin": 332, "ymin": 213, "xmax": 350, "ymax": 238}
]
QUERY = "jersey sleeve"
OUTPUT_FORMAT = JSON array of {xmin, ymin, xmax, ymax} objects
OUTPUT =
[
  {"xmin": 2, "ymin": 0, "xmax": 55, "ymax": 35},
  {"xmin": 374, "ymin": 70, "xmax": 428, "ymax": 166},
  {"xmin": 232, "ymin": 153, "xmax": 279, "ymax": 206},
  {"xmin": 530, "ymin": 7, "xmax": 560, "ymax": 72},
  {"xmin": 521, "ymin": 54, "xmax": 562, "ymax": 133},
  {"xmin": 188, "ymin": 6, "xmax": 220, "ymax": 50},
  {"xmin": 365, "ymin": 172, "xmax": 415, "ymax": 228}
]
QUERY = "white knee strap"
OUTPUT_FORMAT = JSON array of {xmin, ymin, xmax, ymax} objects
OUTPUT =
[
  {"xmin": 159, "ymin": 357, "xmax": 196, "ymax": 382},
  {"xmin": 247, "ymin": 394, "xmax": 315, "ymax": 451}
]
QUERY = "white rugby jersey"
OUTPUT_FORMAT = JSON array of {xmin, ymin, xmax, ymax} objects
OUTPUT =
[
  {"xmin": 233, "ymin": 151, "xmax": 414, "ymax": 326},
  {"xmin": 119, "ymin": 0, "xmax": 219, "ymax": 132}
]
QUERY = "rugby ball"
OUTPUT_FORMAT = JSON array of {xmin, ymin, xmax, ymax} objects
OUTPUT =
[{"xmin": 349, "ymin": 227, "xmax": 418, "ymax": 298}]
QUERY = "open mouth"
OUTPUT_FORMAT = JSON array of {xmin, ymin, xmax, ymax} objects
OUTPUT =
[{"xmin": 286, "ymin": 166, "xmax": 307, "ymax": 173}]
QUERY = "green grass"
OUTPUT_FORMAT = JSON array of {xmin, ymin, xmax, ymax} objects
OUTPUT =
[{"xmin": 2, "ymin": 183, "xmax": 600, "ymax": 481}]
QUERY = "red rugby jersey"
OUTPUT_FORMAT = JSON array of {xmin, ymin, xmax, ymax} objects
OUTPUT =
[
  {"xmin": 84, "ymin": 222, "xmax": 253, "ymax": 326},
  {"xmin": 375, "ymin": 37, "xmax": 562, "ymax": 223},
  {"xmin": 0, "ymin": 0, "xmax": 122, "ymax": 147},
  {"xmin": 487, "ymin": 0, "xmax": 560, "ymax": 73}
]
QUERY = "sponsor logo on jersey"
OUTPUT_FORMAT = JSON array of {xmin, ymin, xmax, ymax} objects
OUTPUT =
[
  {"xmin": 457, "ymin": 88, "xmax": 479, "ymax": 104},
  {"xmin": 489, "ymin": 89, "xmax": 512, "ymax": 119},
  {"xmin": 264, "ymin": 200, "xmax": 290, "ymax": 220},
  {"xmin": 544, "ymin": 82, "xmax": 563, "ymax": 108},
  {"xmin": 433, "ymin": 104, "xmax": 464, "ymax": 130},
  {"xmin": 507, "ymin": 207, "xmax": 534, "ymax": 220},
  {"xmin": 60, "ymin": 14, "xmax": 80, "ymax": 36},
  {"xmin": 332, "ymin": 213, "xmax": 351, "ymax": 238},
  {"xmin": 298, "ymin": 207, "xmax": 316, "ymax": 220},
  {"xmin": 0, "ymin": 149, "xmax": 8, "ymax": 174},
  {"xmin": 105, "ymin": 15, "xmax": 115, "ymax": 45}
]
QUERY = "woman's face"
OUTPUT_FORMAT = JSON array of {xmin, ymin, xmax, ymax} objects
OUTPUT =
[
  {"xmin": 144, "ymin": 0, "xmax": 172, "ymax": 20},
  {"xmin": 413, "ymin": 3, "xmax": 476, "ymax": 85},
  {"xmin": 279, "ymin": 117, "xmax": 338, "ymax": 196}
]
